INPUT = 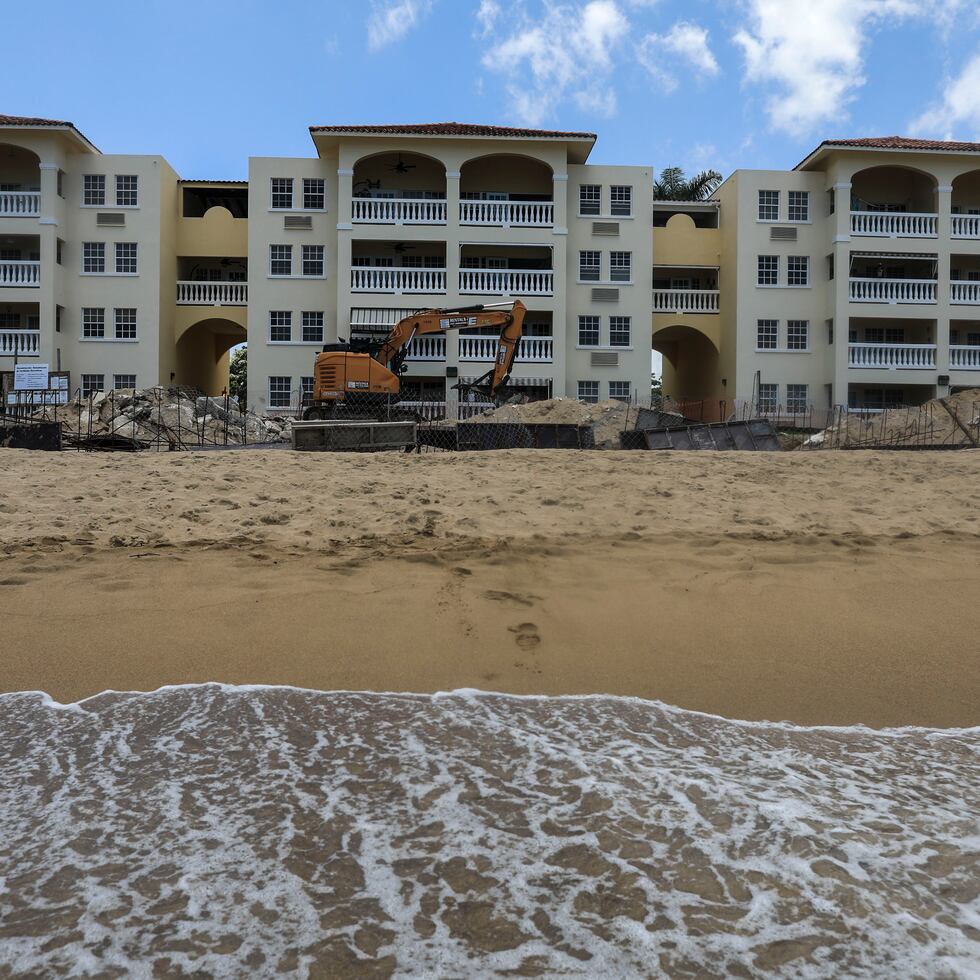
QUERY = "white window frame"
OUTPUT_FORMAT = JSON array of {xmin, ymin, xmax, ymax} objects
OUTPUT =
[
  {"xmin": 786, "ymin": 320, "xmax": 809, "ymax": 351},
  {"xmin": 301, "ymin": 244, "xmax": 325, "ymax": 278},
  {"xmin": 115, "ymin": 174, "xmax": 139, "ymax": 208},
  {"xmin": 577, "ymin": 380, "xmax": 599, "ymax": 403},
  {"xmin": 577, "ymin": 315, "xmax": 600, "ymax": 347},
  {"xmin": 81, "ymin": 374, "xmax": 105, "ymax": 397},
  {"xmin": 81, "ymin": 307, "xmax": 105, "ymax": 339},
  {"xmin": 303, "ymin": 178, "xmax": 325, "ymax": 211},
  {"xmin": 269, "ymin": 310, "xmax": 292, "ymax": 343},
  {"xmin": 268, "ymin": 376, "xmax": 293, "ymax": 408},
  {"xmin": 757, "ymin": 255, "xmax": 779, "ymax": 286},
  {"xmin": 758, "ymin": 190, "xmax": 779, "ymax": 222},
  {"xmin": 82, "ymin": 242, "xmax": 105, "ymax": 274},
  {"xmin": 787, "ymin": 255, "xmax": 810, "ymax": 287},
  {"xmin": 270, "ymin": 178, "xmax": 294, "ymax": 211},
  {"xmin": 301, "ymin": 311, "xmax": 324, "ymax": 344},
  {"xmin": 609, "ymin": 251, "xmax": 632, "ymax": 284},
  {"xmin": 579, "ymin": 250, "xmax": 601, "ymax": 282},
  {"xmin": 757, "ymin": 383, "xmax": 778, "ymax": 414},
  {"xmin": 609, "ymin": 315, "xmax": 631, "ymax": 348},
  {"xmin": 608, "ymin": 380, "xmax": 631, "ymax": 402},
  {"xmin": 788, "ymin": 190, "xmax": 810, "ymax": 223},
  {"xmin": 82, "ymin": 174, "xmax": 105, "ymax": 207},
  {"xmin": 114, "ymin": 242, "xmax": 138, "ymax": 276},
  {"xmin": 113, "ymin": 307, "xmax": 138, "ymax": 341},
  {"xmin": 269, "ymin": 244, "xmax": 293, "ymax": 277},
  {"xmin": 579, "ymin": 184, "xmax": 601, "ymax": 217},
  {"xmin": 757, "ymin": 319, "xmax": 778, "ymax": 351},
  {"xmin": 610, "ymin": 185, "xmax": 632, "ymax": 217},
  {"xmin": 786, "ymin": 383, "xmax": 808, "ymax": 413},
  {"xmin": 113, "ymin": 373, "xmax": 137, "ymax": 391}
]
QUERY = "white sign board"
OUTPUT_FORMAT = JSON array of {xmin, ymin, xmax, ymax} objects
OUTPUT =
[{"xmin": 14, "ymin": 363, "xmax": 49, "ymax": 391}]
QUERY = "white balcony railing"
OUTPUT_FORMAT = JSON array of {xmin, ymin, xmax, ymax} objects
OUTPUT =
[
  {"xmin": 950, "ymin": 281, "xmax": 980, "ymax": 305},
  {"xmin": 951, "ymin": 214, "xmax": 980, "ymax": 239},
  {"xmin": 458, "ymin": 269, "xmax": 553, "ymax": 295},
  {"xmin": 405, "ymin": 335, "xmax": 446, "ymax": 360},
  {"xmin": 849, "ymin": 278, "xmax": 937, "ymax": 304},
  {"xmin": 458, "ymin": 335, "xmax": 553, "ymax": 362},
  {"xmin": 459, "ymin": 200, "xmax": 554, "ymax": 227},
  {"xmin": 351, "ymin": 267, "xmax": 447, "ymax": 293},
  {"xmin": 652, "ymin": 288, "xmax": 719, "ymax": 314},
  {"xmin": 0, "ymin": 260, "xmax": 40, "ymax": 287},
  {"xmin": 848, "ymin": 343, "xmax": 936, "ymax": 370},
  {"xmin": 950, "ymin": 346, "xmax": 980, "ymax": 370},
  {"xmin": 0, "ymin": 329, "xmax": 40, "ymax": 356},
  {"xmin": 351, "ymin": 197, "xmax": 447, "ymax": 224},
  {"xmin": 176, "ymin": 281, "xmax": 248, "ymax": 305},
  {"xmin": 850, "ymin": 211, "xmax": 938, "ymax": 238},
  {"xmin": 0, "ymin": 191, "xmax": 40, "ymax": 216}
]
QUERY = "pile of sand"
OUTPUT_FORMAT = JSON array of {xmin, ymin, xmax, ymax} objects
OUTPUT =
[
  {"xmin": 804, "ymin": 388, "xmax": 980, "ymax": 449},
  {"xmin": 466, "ymin": 397, "xmax": 637, "ymax": 448}
]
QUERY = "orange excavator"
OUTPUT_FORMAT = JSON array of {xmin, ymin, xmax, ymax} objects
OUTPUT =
[{"xmin": 302, "ymin": 300, "xmax": 527, "ymax": 420}]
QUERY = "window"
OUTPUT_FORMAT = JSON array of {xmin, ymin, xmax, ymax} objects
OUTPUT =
[
  {"xmin": 758, "ymin": 190, "xmax": 779, "ymax": 221},
  {"xmin": 271, "ymin": 178, "xmax": 294, "ymax": 210},
  {"xmin": 83, "ymin": 242, "xmax": 105, "ymax": 273},
  {"xmin": 81, "ymin": 374, "xmax": 105, "ymax": 397},
  {"xmin": 114, "ymin": 308, "xmax": 137, "ymax": 340},
  {"xmin": 884, "ymin": 327, "xmax": 905, "ymax": 344},
  {"xmin": 787, "ymin": 320, "xmax": 808, "ymax": 350},
  {"xmin": 269, "ymin": 311, "xmax": 292, "ymax": 343},
  {"xmin": 578, "ymin": 380, "xmax": 599, "ymax": 403},
  {"xmin": 757, "ymin": 319, "xmax": 778, "ymax": 350},
  {"xmin": 302, "ymin": 311, "xmax": 324, "ymax": 343},
  {"xmin": 789, "ymin": 190, "xmax": 809, "ymax": 222},
  {"xmin": 609, "ymin": 380, "xmax": 630, "ymax": 402},
  {"xmin": 82, "ymin": 307, "xmax": 105, "ymax": 339},
  {"xmin": 786, "ymin": 384, "xmax": 808, "ymax": 413},
  {"xmin": 609, "ymin": 315, "xmax": 631, "ymax": 347},
  {"xmin": 757, "ymin": 383, "xmax": 778, "ymax": 413},
  {"xmin": 609, "ymin": 251, "xmax": 632, "ymax": 283},
  {"xmin": 301, "ymin": 376, "xmax": 315, "ymax": 404},
  {"xmin": 757, "ymin": 255, "xmax": 778, "ymax": 286},
  {"xmin": 303, "ymin": 178, "xmax": 325, "ymax": 210},
  {"xmin": 577, "ymin": 315, "xmax": 600, "ymax": 347},
  {"xmin": 115, "ymin": 175, "xmax": 138, "ymax": 207},
  {"xmin": 968, "ymin": 331, "xmax": 980, "ymax": 346},
  {"xmin": 610, "ymin": 185, "xmax": 632, "ymax": 217},
  {"xmin": 269, "ymin": 376, "xmax": 292, "ymax": 408},
  {"xmin": 787, "ymin": 256, "xmax": 809, "ymax": 286},
  {"xmin": 302, "ymin": 244, "xmax": 324, "ymax": 277},
  {"xmin": 270, "ymin": 244, "xmax": 292, "ymax": 276},
  {"xmin": 579, "ymin": 250, "xmax": 601, "ymax": 282},
  {"xmin": 83, "ymin": 175, "xmax": 105, "ymax": 206},
  {"xmin": 114, "ymin": 374, "xmax": 137, "ymax": 390},
  {"xmin": 579, "ymin": 184, "xmax": 601, "ymax": 216},
  {"xmin": 115, "ymin": 242, "xmax": 138, "ymax": 274}
]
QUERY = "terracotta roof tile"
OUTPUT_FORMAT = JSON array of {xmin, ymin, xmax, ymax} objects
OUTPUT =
[
  {"xmin": 825, "ymin": 136, "xmax": 980, "ymax": 152},
  {"xmin": 309, "ymin": 121, "xmax": 596, "ymax": 140},
  {"xmin": 0, "ymin": 114, "xmax": 75, "ymax": 128}
]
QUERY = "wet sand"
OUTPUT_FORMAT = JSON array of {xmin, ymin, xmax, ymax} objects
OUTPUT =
[{"xmin": 1, "ymin": 447, "xmax": 979, "ymax": 727}]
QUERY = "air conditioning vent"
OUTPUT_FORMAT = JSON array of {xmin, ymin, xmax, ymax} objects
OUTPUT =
[
  {"xmin": 96, "ymin": 212, "xmax": 125, "ymax": 227},
  {"xmin": 770, "ymin": 226, "xmax": 797, "ymax": 241},
  {"xmin": 592, "ymin": 221, "xmax": 619, "ymax": 236},
  {"xmin": 591, "ymin": 287, "xmax": 619, "ymax": 303},
  {"xmin": 284, "ymin": 215, "xmax": 313, "ymax": 230},
  {"xmin": 591, "ymin": 351, "xmax": 619, "ymax": 368}
]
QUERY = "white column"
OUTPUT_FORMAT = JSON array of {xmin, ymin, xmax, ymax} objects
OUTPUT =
[
  {"xmin": 936, "ymin": 183, "xmax": 953, "ymax": 385},
  {"xmin": 552, "ymin": 173, "xmax": 568, "ymax": 396},
  {"xmin": 444, "ymin": 170, "xmax": 461, "ymax": 372}
]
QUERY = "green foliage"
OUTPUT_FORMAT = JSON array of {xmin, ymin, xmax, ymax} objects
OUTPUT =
[
  {"xmin": 654, "ymin": 167, "xmax": 723, "ymax": 202},
  {"xmin": 229, "ymin": 345, "xmax": 247, "ymax": 405}
]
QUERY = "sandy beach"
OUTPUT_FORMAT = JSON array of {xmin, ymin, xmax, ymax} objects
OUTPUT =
[{"xmin": 1, "ymin": 446, "xmax": 978, "ymax": 727}]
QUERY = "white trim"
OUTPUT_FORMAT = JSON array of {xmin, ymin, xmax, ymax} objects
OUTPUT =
[
  {"xmin": 833, "ymin": 182, "xmax": 852, "ymax": 190},
  {"xmin": 553, "ymin": 174, "xmax": 569, "ymax": 181},
  {"xmin": 938, "ymin": 185, "xmax": 954, "ymax": 193},
  {"xmin": 575, "ymin": 345, "xmax": 634, "ymax": 352},
  {"xmin": 336, "ymin": 221, "xmax": 353, "ymax": 231},
  {"xmin": 80, "ymin": 205, "xmax": 139, "ymax": 211},
  {"xmin": 445, "ymin": 170, "xmax": 461, "ymax": 179},
  {"xmin": 80, "ymin": 272, "xmax": 139, "ymax": 278},
  {"xmin": 337, "ymin": 168, "xmax": 354, "ymax": 177},
  {"xmin": 38, "ymin": 163, "xmax": 59, "ymax": 171},
  {"xmin": 79, "ymin": 337, "xmax": 139, "ymax": 344},
  {"xmin": 832, "ymin": 235, "xmax": 851, "ymax": 243},
  {"xmin": 39, "ymin": 218, "xmax": 58, "ymax": 226},
  {"xmin": 754, "ymin": 348, "xmax": 812, "ymax": 354},
  {"xmin": 553, "ymin": 227, "xmax": 568, "ymax": 235},
  {"xmin": 576, "ymin": 279, "xmax": 633, "ymax": 286}
]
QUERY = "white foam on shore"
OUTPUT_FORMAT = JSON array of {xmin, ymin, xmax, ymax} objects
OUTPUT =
[{"xmin": 0, "ymin": 686, "xmax": 977, "ymax": 978}]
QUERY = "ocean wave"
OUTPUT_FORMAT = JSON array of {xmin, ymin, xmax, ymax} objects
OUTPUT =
[{"xmin": 0, "ymin": 685, "xmax": 977, "ymax": 978}]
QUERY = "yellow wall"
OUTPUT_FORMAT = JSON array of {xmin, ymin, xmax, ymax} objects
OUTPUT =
[
  {"xmin": 177, "ymin": 206, "xmax": 248, "ymax": 258},
  {"xmin": 175, "ymin": 305, "xmax": 247, "ymax": 343},
  {"xmin": 653, "ymin": 213, "xmax": 721, "ymax": 267}
]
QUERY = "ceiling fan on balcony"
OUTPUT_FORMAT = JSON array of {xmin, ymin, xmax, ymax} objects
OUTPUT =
[
  {"xmin": 387, "ymin": 242, "xmax": 417, "ymax": 253},
  {"xmin": 388, "ymin": 155, "xmax": 417, "ymax": 174}
]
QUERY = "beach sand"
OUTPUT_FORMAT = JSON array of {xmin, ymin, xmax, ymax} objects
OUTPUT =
[{"xmin": 1, "ymin": 447, "xmax": 978, "ymax": 727}]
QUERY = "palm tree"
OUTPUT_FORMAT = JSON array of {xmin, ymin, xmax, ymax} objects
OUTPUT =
[{"xmin": 654, "ymin": 167, "xmax": 723, "ymax": 202}]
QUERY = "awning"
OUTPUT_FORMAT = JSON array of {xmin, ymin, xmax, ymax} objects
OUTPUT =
[
  {"xmin": 459, "ymin": 375, "xmax": 553, "ymax": 388},
  {"xmin": 349, "ymin": 307, "xmax": 423, "ymax": 330},
  {"xmin": 849, "ymin": 251, "xmax": 937, "ymax": 260}
]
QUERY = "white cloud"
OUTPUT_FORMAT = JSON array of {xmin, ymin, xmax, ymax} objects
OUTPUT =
[
  {"xmin": 911, "ymin": 53, "xmax": 980, "ymax": 139},
  {"xmin": 475, "ymin": 0, "xmax": 501, "ymax": 36},
  {"xmin": 367, "ymin": 0, "xmax": 434, "ymax": 52},
  {"xmin": 637, "ymin": 22, "xmax": 719, "ymax": 93},
  {"xmin": 479, "ymin": 0, "xmax": 629, "ymax": 125},
  {"xmin": 733, "ymin": 0, "xmax": 919, "ymax": 137}
]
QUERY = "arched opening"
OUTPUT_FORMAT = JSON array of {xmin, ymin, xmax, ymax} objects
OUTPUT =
[
  {"xmin": 653, "ymin": 324, "xmax": 722, "ymax": 418},
  {"xmin": 459, "ymin": 154, "xmax": 554, "ymax": 227},
  {"xmin": 851, "ymin": 165, "xmax": 938, "ymax": 216},
  {"xmin": 352, "ymin": 150, "xmax": 446, "ymax": 199},
  {"xmin": 951, "ymin": 170, "xmax": 980, "ymax": 234},
  {"xmin": 176, "ymin": 317, "xmax": 246, "ymax": 395},
  {"xmin": 0, "ymin": 143, "xmax": 41, "ymax": 216}
]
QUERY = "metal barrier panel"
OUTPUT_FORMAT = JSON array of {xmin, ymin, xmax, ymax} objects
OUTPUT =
[
  {"xmin": 0, "ymin": 422, "xmax": 62, "ymax": 451},
  {"xmin": 291, "ymin": 420, "xmax": 416, "ymax": 452}
]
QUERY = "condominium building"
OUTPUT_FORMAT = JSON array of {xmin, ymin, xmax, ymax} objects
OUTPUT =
[
  {"xmin": 653, "ymin": 137, "xmax": 980, "ymax": 417},
  {"xmin": 0, "ymin": 115, "xmax": 652, "ymax": 411}
]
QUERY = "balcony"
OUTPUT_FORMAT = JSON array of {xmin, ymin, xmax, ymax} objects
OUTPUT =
[
  {"xmin": 952, "ymin": 214, "xmax": 980, "ymax": 239},
  {"xmin": 352, "ymin": 197, "xmax": 447, "ymax": 225},
  {"xmin": 850, "ymin": 212, "xmax": 938, "ymax": 238},
  {"xmin": 0, "ymin": 261, "xmax": 39, "ymax": 287},
  {"xmin": 652, "ymin": 288, "xmax": 719, "ymax": 314},
  {"xmin": 405, "ymin": 335, "xmax": 446, "ymax": 360},
  {"xmin": 176, "ymin": 281, "xmax": 248, "ymax": 306},
  {"xmin": 458, "ymin": 269, "xmax": 553, "ymax": 296},
  {"xmin": 0, "ymin": 191, "xmax": 40, "ymax": 217},
  {"xmin": 950, "ymin": 346, "xmax": 980, "ymax": 370},
  {"xmin": 849, "ymin": 278, "xmax": 936, "ymax": 304},
  {"xmin": 848, "ymin": 343, "xmax": 936, "ymax": 370},
  {"xmin": 0, "ymin": 329, "xmax": 40, "ymax": 357},
  {"xmin": 351, "ymin": 267, "xmax": 447, "ymax": 294},
  {"xmin": 458, "ymin": 335, "xmax": 553, "ymax": 362},
  {"xmin": 459, "ymin": 200, "xmax": 553, "ymax": 227},
  {"xmin": 951, "ymin": 281, "xmax": 980, "ymax": 305}
]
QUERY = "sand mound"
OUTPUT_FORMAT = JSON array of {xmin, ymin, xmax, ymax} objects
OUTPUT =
[
  {"xmin": 804, "ymin": 388, "xmax": 980, "ymax": 449},
  {"xmin": 465, "ymin": 397, "xmax": 637, "ymax": 448}
]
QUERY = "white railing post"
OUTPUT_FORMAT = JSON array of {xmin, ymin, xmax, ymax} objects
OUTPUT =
[
  {"xmin": 848, "ymin": 278, "xmax": 937, "ymax": 304},
  {"xmin": 950, "ymin": 346, "xmax": 980, "ymax": 370},
  {"xmin": 652, "ymin": 289, "xmax": 720, "ymax": 313},
  {"xmin": 176, "ymin": 281, "xmax": 248, "ymax": 305},
  {"xmin": 458, "ymin": 335, "xmax": 553, "ymax": 362},
  {"xmin": 0, "ymin": 191, "xmax": 41, "ymax": 216},
  {"xmin": 950, "ymin": 281, "xmax": 980, "ymax": 305},
  {"xmin": 351, "ymin": 197, "xmax": 447, "ymax": 225},
  {"xmin": 0, "ymin": 260, "xmax": 40, "ymax": 287},
  {"xmin": 952, "ymin": 214, "xmax": 980, "ymax": 239},
  {"xmin": 0, "ymin": 329, "xmax": 41, "ymax": 356},
  {"xmin": 847, "ymin": 343, "xmax": 936, "ymax": 369},
  {"xmin": 458, "ymin": 268, "xmax": 553, "ymax": 295},
  {"xmin": 350, "ymin": 267, "xmax": 447, "ymax": 293},
  {"xmin": 458, "ymin": 199, "xmax": 554, "ymax": 227},
  {"xmin": 850, "ymin": 211, "xmax": 938, "ymax": 238}
]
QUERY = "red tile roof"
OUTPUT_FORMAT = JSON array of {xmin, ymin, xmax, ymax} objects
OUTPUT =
[
  {"xmin": 0, "ymin": 113, "xmax": 97, "ymax": 150},
  {"xmin": 798, "ymin": 135, "xmax": 980, "ymax": 169},
  {"xmin": 310, "ymin": 121, "xmax": 596, "ymax": 140}
]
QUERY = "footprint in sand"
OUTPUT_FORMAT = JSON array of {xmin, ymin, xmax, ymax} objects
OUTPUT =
[
  {"xmin": 484, "ymin": 590, "xmax": 540, "ymax": 607},
  {"xmin": 508, "ymin": 622, "xmax": 541, "ymax": 651}
]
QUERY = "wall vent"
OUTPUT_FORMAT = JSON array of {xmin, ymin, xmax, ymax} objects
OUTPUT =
[
  {"xmin": 591, "ymin": 351, "xmax": 619, "ymax": 368},
  {"xmin": 591, "ymin": 287, "xmax": 619, "ymax": 303},
  {"xmin": 592, "ymin": 221, "xmax": 619, "ymax": 236},
  {"xmin": 770, "ymin": 226, "xmax": 797, "ymax": 241},
  {"xmin": 96, "ymin": 212, "xmax": 125, "ymax": 227},
  {"xmin": 284, "ymin": 215, "xmax": 313, "ymax": 230}
]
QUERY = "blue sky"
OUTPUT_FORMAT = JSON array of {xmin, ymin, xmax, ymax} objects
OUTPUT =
[{"xmin": 7, "ymin": 1, "xmax": 980, "ymax": 181}]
